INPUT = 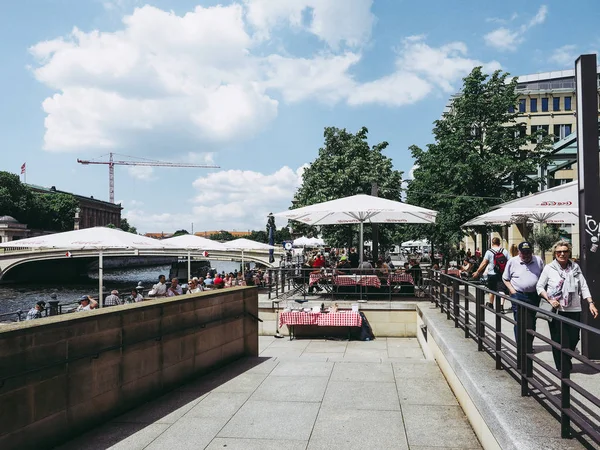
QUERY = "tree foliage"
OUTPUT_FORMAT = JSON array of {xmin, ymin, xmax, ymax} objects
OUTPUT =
[
  {"xmin": 290, "ymin": 126, "xmax": 403, "ymax": 250},
  {"xmin": 209, "ymin": 230, "xmax": 235, "ymax": 241},
  {"xmin": 172, "ymin": 229, "xmax": 189, "ymax": 237},
  {"xmin": 0, "ymin": 171, "xmax": 78, "ymax": 232},
  {"xmin": 531, "ymin": 224, "xmax": 561, "ymax": 258},
  {"xmin": 406, "ymin": 68, "xmax": 553, "ymax": 256},
  {"xmin": 119, "ymin": 218, "xmax": 138, "ymax": 234}
]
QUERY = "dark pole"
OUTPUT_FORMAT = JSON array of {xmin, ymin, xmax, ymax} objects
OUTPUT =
[
  {"xmin": 575, "ymin": 54, "xmax": 600, "ymax": 359},
  {"xmin": 371, "ymin": 183, "xmax": 379, "ymax": 264}
]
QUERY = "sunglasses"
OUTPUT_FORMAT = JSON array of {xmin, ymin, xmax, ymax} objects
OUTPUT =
[{"xmin": 555, "ymin": 250, "xmax": 569, "ymax": 254}]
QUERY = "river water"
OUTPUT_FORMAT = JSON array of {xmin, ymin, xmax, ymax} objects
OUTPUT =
[{"xmin": 0, "ymin": 260, "xmax": 242, "ymax": 318}]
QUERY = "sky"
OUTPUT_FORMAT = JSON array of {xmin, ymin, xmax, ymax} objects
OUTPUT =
[{"xmin": 1, "ymin": 0, "xmax": 599, "ymax": 234}]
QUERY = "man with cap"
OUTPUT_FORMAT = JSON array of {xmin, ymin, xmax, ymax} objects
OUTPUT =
[
  {"xmin": 26, "ymin": 301, "xmax": 46, "ymax": 320},
  {"xmin": 104, "ymin": 289, "xmax": 122, "ymax": 307},
  {"xmin": 77, "ymin": 295, "xmax": 93, "ymax": 311},
  {"xmin": 503, "ymin": 241, "xmax": 545, "ymax": 352}
]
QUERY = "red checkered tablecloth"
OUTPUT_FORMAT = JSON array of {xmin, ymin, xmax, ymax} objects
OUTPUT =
[
  {"xmin": 387, "ymin": 273, "xmax": 414, "ymax": 285},
  {"xmin": 445, "ymin": 269, "xmax": 461, "ymax": 276},
  {"xmin": 279, "ymin": 311, "xmax": 362, "ymax": 328},
  {"xmin": 309, "ymin": 273, "xmax": 325, "ymax": 285},
  {"xmin": 333, "ymin": 275, "xmax": 381, "ymax": 288}
]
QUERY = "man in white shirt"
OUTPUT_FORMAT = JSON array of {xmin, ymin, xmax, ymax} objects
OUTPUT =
[
  {"xmin": 150, "ymin": 275, "xmax": 168, "ymax": 297},
  {"xmin": 473, "ymin": 237, "xmax": 510, "ymax": 313}
]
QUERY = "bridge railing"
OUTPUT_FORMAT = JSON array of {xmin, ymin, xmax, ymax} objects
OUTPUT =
[{"xmin": 428, "ymin": 269, "xmax": 600, "ymax": 447}]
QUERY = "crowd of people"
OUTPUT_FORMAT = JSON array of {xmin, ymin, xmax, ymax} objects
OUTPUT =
[
  {"xmin": 24, "ymin": 267, "xmax": 270, "ymax": 320},
  {"xmin": 458, "ymin": 238, "xmax": 598, "ymax": 372}
]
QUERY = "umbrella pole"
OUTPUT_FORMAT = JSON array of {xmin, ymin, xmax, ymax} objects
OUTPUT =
[
  {"xmin": 242, "ymin": 250, "xmax": 245, "ymax": 276},
  {"xmin": 98, "ymin": 251, "xmax": 103, "ymax": 308},
  {"xmin": 187, "ymin": 251, "xmax": 191, "ymax": 282},
  {"xmin": 359, "ymin": 221, "xmax": 364, "ymax": 265}
]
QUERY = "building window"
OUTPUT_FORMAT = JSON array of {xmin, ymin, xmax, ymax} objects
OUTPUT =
[
  {"xmin": 565, "ymin": 96, "xmax": 572, "ymax": 111},
  {"xmin": 553, "ymin": 124, "xmax": 573, "ymax": 142},
  {"xmin": 541, "ymin": 98, "xmax": 548, "ymax": 112},
  {"xmin": 519, "ymin": 98, "xmax": 526, "ymax": 113},
  {"xmin": 508, "ymin": 104, "xmax": 515, "ymax": 113},
  {"xmin": 530, "ymin": 98, "xmax": 537, "ymax": 112},
  {"xmin": 532, "ymin": 125, "xmax": 549, "ymax": 143},
  {"xmin": 553, "ymin": 97, "xmax": 560, "ymax": 111}
]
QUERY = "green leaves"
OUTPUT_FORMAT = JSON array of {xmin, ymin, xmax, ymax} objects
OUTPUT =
[
  {"xmin": 407, "ymin": 67, "xmax": 553, "ymax": 255},
  {"xmin": 290, "ymin": 126, "xmax": 403, "ymax": 250}
]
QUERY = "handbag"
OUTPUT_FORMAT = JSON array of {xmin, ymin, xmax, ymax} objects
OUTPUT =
[{"xmin": 536, "ymin": 300, "xmax": 555, "ymax": 322}]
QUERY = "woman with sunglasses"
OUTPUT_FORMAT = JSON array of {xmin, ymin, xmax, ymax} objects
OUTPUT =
[{"xmin": 537, "ymin": 240, "xmax": 599, "ymax": 371}]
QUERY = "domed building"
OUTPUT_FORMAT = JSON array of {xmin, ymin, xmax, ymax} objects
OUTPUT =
[{"xmin": 0, "ymin": 216, "xmax": 29, "ymax": 243}]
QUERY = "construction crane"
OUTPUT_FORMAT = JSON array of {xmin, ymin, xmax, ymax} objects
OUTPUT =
[{"xmin": 77, "ymin": 152, "xmax": 220, "ymax": 203}]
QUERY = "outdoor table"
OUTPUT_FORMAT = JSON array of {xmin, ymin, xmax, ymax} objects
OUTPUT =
[
  {"xmin": 446, "ymin": 268, "xmax": 461, "ymax": 276},
  {"xmin": 279, "ymin": 311, "xmax": 363, "ymax": 340},
  {"xmin": 387, "ymin": 273, "xmax": 414, "ymax": 285},
  {"xmin": 333, "ymin": 275, "xmax": 381, "ymax": 288}
]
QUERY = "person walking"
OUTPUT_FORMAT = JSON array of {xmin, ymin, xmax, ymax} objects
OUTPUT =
[
  {"xmin": 473, "ymin": 237, "xmax": 509, "ymax": 313},
  {"xmin": 502, "ymin": 241, "xmax": 544, "ymax": 353},
  {"xmin": 536, "ymin": 241, "xmax": 599, "ymax": 371}
]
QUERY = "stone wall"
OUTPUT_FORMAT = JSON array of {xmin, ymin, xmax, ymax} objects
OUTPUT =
[{"xmin": 0, "ymin": 287, "xmax": 258, "ymax": 450}]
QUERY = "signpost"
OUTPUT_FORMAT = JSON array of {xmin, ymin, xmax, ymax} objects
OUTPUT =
[{"xmin": 575, "ymin": 54, "xmax": 600, "ymax": 359}]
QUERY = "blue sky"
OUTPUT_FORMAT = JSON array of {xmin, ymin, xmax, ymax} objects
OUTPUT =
[{"xmin": 1, "ymin": 0, "xmax": 599, "ymax": 234}]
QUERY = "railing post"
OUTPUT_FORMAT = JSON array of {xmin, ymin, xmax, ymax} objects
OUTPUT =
[
  {"xmin": 268, "ymin": 269, "xmax": 272, "ymax": 300},
  {"xmin": 453, "ymin": 279, "xmax": 459, "ymax": 328},
  {"xmin": 475, "ymin": 288, "xmax": 484, "ymax": 351},
  {"xmin": 439, "ymin": 277, "xmax": 445, "ymax": 312},
  {"xmin": 520, "ymin": 304, "xmax": 530, "ymax": 397},
  {"xmin": 560, "ymin": 320, "xmax": 572, "ymax": 438},
  {"xmin": 495, "ymin": 294, "xmax": 502, "ymax": 370},
  {"xmin": 446, "ymin": 277, "xmax": 451, "ymax": 320},
  {"xmin": 464, "ymin": 284, "xmax": 470, "ymax": 339}
]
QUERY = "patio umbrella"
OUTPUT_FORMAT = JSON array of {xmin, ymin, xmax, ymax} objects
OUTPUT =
[
  {"xmin": 222, "ymin": 238, "xmax": 276, "ymax": 275},
  {"xmin": 274, "ymin": 195, "xmax": 437, "ymax": 263},
  {"xmin": 163, "ymin": 235, "xmax": 229, "ymax": 281},
  {"xmin": 293, "ymin": 236, "xmax": 325, "ymax": 247},
  {"xmin": 463, "ymin": 181, "xmax": 579, "ymax": 227},
  {"xmin": 0, "ymin": 227, "xmax": 176, "ymax": 307}
]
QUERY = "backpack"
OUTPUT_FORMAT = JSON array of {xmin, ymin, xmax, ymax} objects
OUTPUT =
[{"xmin": 492, "ymin": 248, "xmax": 507, "ymax": 274}]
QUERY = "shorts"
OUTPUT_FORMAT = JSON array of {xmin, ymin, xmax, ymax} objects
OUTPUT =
[{"xmin": 487, "ymin": 274, "xmax": 507, "ymax": 293}]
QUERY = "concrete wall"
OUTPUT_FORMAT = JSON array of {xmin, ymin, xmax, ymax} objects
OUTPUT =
[{"xmin": 0, "ymin": 287, "xmax": 258, "ymax": 450}]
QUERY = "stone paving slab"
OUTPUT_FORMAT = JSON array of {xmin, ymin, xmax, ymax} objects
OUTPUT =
[{"xmin": 56, "ymin": 337, "xmax": 482, "ymax": 450}]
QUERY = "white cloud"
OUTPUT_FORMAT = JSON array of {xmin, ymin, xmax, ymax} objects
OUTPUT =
[
  {"xmin": 484, "ymin": 5, "xmax": 547, "ymax": 52},
  {"xmin": 244, "ymin": 0, "xmax": 375, "ymax": 48},
  {"xmin": 30, "ymin": 3, "xmax": 498, "ymax": 154},
  {"xmin": 125, "ymin": 165, "xmax": 307, "ymax": 233},
  {"xmin": 127, "ymin": 166, "xmax": 154, "ymax": 180},
  {"xmin": 549, "ymin": 45, "xmax": 578, "ymax": 67}
]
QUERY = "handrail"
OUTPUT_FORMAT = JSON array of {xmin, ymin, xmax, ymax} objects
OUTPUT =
[{"xmin": 428, "ymin": 269, "xmax": 600, "ymax": 447}]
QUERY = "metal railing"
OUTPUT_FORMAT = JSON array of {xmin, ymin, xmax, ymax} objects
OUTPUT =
[
  {"xmin": 428, "ymin": 270, "xmax": 600, "ymax": 446},
  {"xmin": 265, "ymin": 265, "xmax": 426, "ymax": 302}
]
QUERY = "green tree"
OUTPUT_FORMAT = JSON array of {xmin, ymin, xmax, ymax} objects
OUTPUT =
[
  {"xmin": 35, "ymin": 193, "xmax": 79, "ymax": 231},
  {"xmin": 172, "ymin": 229, "xmax": 189, "ymax": 237},
  {"xmin": 119, "ymin": 218, "xmax": 138, "ymax": 234},
  {"xmin": 248, "ymin": 230, "xmax": 268, "ymax": 243},
  {"xmin": 275, "ymin": 226, "xmax": 291, "ymax": 243},
  {"xmin": 406, "ymin": 68, "xmax": 553, "ymax": 258},
  {"xmin": 531, "ymin": 224, "xmax": 561, "ymax": 260},
  {"xmin": 0, "ymin": 171, "xmax": 35, "ymax": 223},
  {"xmin": 209, "ymin": 230, "xmax": 235, "ymax": 241},
  {"xmin": 290, "ymin": 126, "xmax": 403, "ymax": 251}
]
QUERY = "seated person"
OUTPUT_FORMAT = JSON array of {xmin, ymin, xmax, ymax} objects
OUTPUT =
[
  {"xmin": 26, "ymin": 301, "xmax": 46, "ymax": 320},
  {"xmin": 376, "ymin": 257, "xmax": 390, "ymax": 275},
  {"xmin": 130, "ymin": 288, "xmax": 144, "ymax": 302},
  {"xmin": 407, "ymin": 259, "xmax": 423, "ymax": 286},
  {"xmin": 460, "ymin": 258, "xmax": 474, "ymax": 279},
  {"xmin": 167, "ymin": 278, "xmax": 183, "ymax": 296},
  {"xmin": 214, "ymin": 273, "xmax": 225, "ymax": 288},
  {"xmin": 204, "ymin": 274, "xmax": 214, "ymax": 287},
  {"xmin": 336, "ymin": 255, "xmax": 351, "ymax": 273}
]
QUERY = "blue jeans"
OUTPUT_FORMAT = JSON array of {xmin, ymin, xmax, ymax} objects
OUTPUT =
[{"xmin": 511, "ymin": 291, "xmax": 539, "ymax": 353}]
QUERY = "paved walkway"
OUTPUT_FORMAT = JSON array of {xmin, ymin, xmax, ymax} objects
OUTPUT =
[{"xmin": 56, "ymin": 338, "xmax": 481, "ymax": 450}]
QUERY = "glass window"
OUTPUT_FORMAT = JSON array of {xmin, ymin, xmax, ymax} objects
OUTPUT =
[
  {"xmin": 508, "ymin": 104, "xmax": 515, "ymax": 113},
  {"xmin": 553, "ymin": 97, "xmax": 560, "ymax": 111},
  {"xmin": 565, "ymin": 124, "xmax": 572, "ymax": 136},
  {"xmin": 541, "ymin": 98, "xmax": 548, "ymax": 112},
  {"xmin": 530, "ymin": 98, "xmax": 537, "ymax": 112},
  {"xmin": 519, "ymin": 98, "xmax": 526, "ymax": 113},
  {"xmin": 565, "ymin": 96, "xmax": 572, "ymax": 110}
]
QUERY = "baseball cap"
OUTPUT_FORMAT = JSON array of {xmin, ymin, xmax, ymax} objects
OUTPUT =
[
  {"xmin": 518, "ymin": 242, "xmax": 532, "ymax": 252},
  {"xmin": 79, "ymin": 295, "xmax": 89, "ymax": 303}
]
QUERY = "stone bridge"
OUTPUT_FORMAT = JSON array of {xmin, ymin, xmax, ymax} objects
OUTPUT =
[{"xmin": 0, "ymin": 248, "xmax": 281, "ymax": 282}]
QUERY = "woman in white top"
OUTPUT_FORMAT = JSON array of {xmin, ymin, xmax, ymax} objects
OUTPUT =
[{"xmin": 536, "ymin": 240, "xmax": 598, "ymax": 371}]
